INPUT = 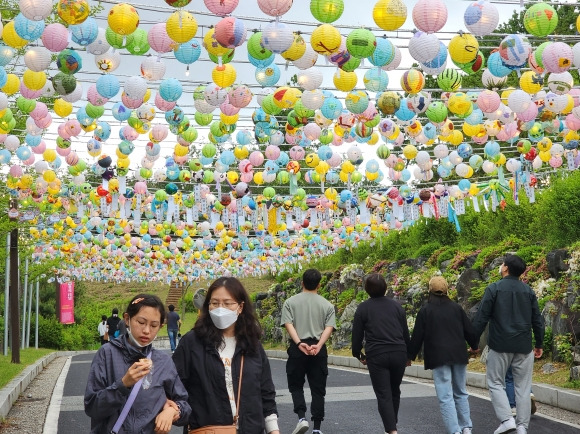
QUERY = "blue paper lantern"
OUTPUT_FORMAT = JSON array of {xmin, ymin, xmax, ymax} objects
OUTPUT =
[
  {"xmin": 94, "ymin": 121, "xmax": 111, "ymax": 141},
  {"xmin": 159, "ymin": 78, "xmax": 182, "ymax": 102},
  {"xmin": 219, "ymin": 150, "xmax": 235, "ymax": 166},
  {"xmin": 422, "ymin": 42, "xmax": 448, "ymax": 69},
  {"xmin": 275, "ymin": 151, "xmax": 289, "ymax": 168},
  {"xmin": 118, "ymin": 140, "xmax": 135, "ymax": 155},
  {"xmin": 248, "ymin": 53, "xmax": 274, "ymax": 68},
  {"xmin": 255, "ymin": 65, "xmax": 280, "ymax": 87},
  {"xmin": 175, "ymin": 39, "xmax": 202, "ymax": 65},
  {"xmin": 317, "ymin": 145, "xmax": 333, "ymax": 161},
  {"xmin": 394, "ymin": 98, "xmax": 416, "ymax": 123},
  {"xmin": 368, "ymin": 37, "xmax": 395, "ymax": 67},
  {"xmin": 16, "ymin": 146, "xmax": 31, "ymax": 160},
  {"xmin": 25, "ymin": 134, "xmax": 41, "ymax": 147},
  {"xmin": 96, "ymin": 74, "xmax": 120, "ymax": 99},
  {"xmin": 112, "ymin": 102, "xmax": 131, "ymax": 121},
  {"xmin": 71, "ymin": 17, "xmax": 99, "ymax": 46},
  {"xmin": 484, "ymin": 140, "xmax": 501, "ymax": 157},
  {"xmin": 321, "ymin": 97, "xmax": 343, "ymax": 120},
  {"xmin": 0, "ymin": 44, "xmax": 16, "ymax": 67},
  {"xmin": 363, "ymin": 67, "xmax": 389, "ymax": 93},
  {"xmin": 14, "ymin": 13, "xmax": 45, "ymax": 41},
  {"xmin": 487, "ymin": 51, "xmax": 512, "ymax": 78},
  {"xmin": 0, "ymin": 149, "xmax": 11, "ymax": 164}
]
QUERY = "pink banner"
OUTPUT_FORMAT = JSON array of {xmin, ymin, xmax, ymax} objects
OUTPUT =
[{"xmin": 59, "ymin": 281, "xmax": 75, "ymax": 324}]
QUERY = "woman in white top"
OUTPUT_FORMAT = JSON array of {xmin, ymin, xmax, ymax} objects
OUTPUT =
[{"xmin": 97, "ymin": 315, "xmax": 108, "ymax": 345}]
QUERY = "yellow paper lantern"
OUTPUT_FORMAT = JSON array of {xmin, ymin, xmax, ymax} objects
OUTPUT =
[
  {"xmin": 43, "ymin": 169, "xmax": 56, "ymax": 183},
  {"xmin": 373, "ymin": 0, "xmax": 407, "ymax": 31},
  {"xmin": 403, "ymin": 144, "xmax": 418, "ymax": 160},
  {"xmin": 2, "ymin": 74, "xmax": 20, "ymax": 95},
  {"xmin": 315, "ymin": 161, "xmax": 330, "ymax": 175},
  {"xmin": 333, "ymin": 69, "xmax": 358, "ymax": 92},
  {"xmin": 310, "ymin": 24, "xmax": 341, "ymax": 55},
  {"xmin": 562, "ymin": 94, "xmax": 574, "ymax": 115},
  {"xmin": 462, "ymin": 122, "xmax": 482, "ymax": 137},
  {"xmin": 58, "ymin": 0, "xmax": 90, "ymax": 25},
  {"xmin": 447, "ymin": 93, "xmax": 472, "ymax": 116},
  {"xmin": 449, "ymin": 33, "xmax": 478, "ymax": 65},
  {"xmin": 212, "ymin": 63, "xmax": 237, "ymax": 88},
  {"xmin": 341, "ymin": 160, "xmax": 355, "ymax": 174},
  {"xmin": 174, "ymin": 143, "xmax": 189, "ymax": 157},
  {"xmin": 2, "ymin": 21, "xmax": 28, "ymax": 49},
  {"xmin": 539, "ymin": 150, "xmax": 551, "ymax": 162},
  {"xmin": 281, "ymin": 33, "xmax": 306, "ymax": 61},
  {"xmin": 23, "ymin": 69, "xmax": 47, "ymax": 91},
  {"xmin": 368, "ymin": 132, "xmax": 379, "ymax": 145},
  {"xmin": 324, "ymin": 188, "xmax": 338, "ymax": 201},
  {"xmin": 366, "ymin": 171, "xmax": 379, "ymax": 181},
  {"xmin": 254, "ymin": 171, "xmax": 264, "ymax": 185},
  {"xmin": 272, "ymin": 86, "xmax": 301, "ymax": 109},
  {"xmin": 47, "ymin": 179, "xmax": 61, "ymax": 196},
  {"xmin": 400, "ymin": 69, "xmax": 425, "ymax": 94},
  {"xmin": 116, "ymin": 148, "xmax": 129, "ymax": 159},
  {"xmin": 43, "ymin": 149, "xmax": 57, "ymax": 163},
  {"xmin": 167, "ymin": 10, "xmax": 198, "ymax": 43},
  {"xmin": 203, "ymin": 28, "xmax": 230, "ymax": 57},
  {"xmin": 339, "ymin": 170, "xmax": 348, "ymax": 182},
  {"xmin": 54, "ymin": 98, "xmax": 73, "ymax": 118},
  {"xmin": 107, "ymin": 3, "xmax": 139, "ymax": 35},
  {"xmin": 519, "ymin": 71, "xmax": 543, "ymax": 95},
  {"xmin": 227, "ymin": 171, "xmax": 239, "ymax": 184},
  {"xmin": 117, "ymin": 157, "xmax": 130, "ymax": 169},
  {"xmin": 448, "ymin": 130, "xmax": 464, "ymax": 146},
  {"xmin": 220, "ymin": 113, "xmax": 239, "ymax": 124},
  {"xmin": 234, "ymin": 145, "xmax": 249, "ymax": 159},
  {"xmin": 305, "ymin": 152, "xmax": 320, "ymax": 168}
]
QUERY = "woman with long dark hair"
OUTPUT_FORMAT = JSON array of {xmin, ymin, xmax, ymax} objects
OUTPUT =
[{"xmin": 173, "ymin": 277, "xmax": 280, "ymax": 434}]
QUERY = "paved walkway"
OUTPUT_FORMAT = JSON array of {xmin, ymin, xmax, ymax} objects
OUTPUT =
[{"xmin": 48, "ymin": 353, "xmax": 579, "ymax": 433}]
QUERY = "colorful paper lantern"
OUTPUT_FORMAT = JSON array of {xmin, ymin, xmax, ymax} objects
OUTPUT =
[
  {"xmin": 498, "ymin": 34, "xmax": 531, "ymax": 67},
  {"xmin": 255, "ymin": 65, "xmax": 281, "ymax": 87},
  {"xmin": 373, "ymin": 0, "xmax": 407, "ymax": 31},
  {"xmin": 437, "ymin": 69, "xmax": 462, "ymax": 92},
  {"xmin": 413, "ymin": 0, "xmax": 447, "ymax": 34},
  {"xmin": 167, "ymin": 10, "xmax": 198, "ymax": 44},
  {"xmin": 95, "ymin": 49, "xmax": 121, "ymax": 73},
  {"xmin": 215, "ymin": 16, "xmax": 246, "ymax": 49},
  {"xmin": 108, "ymin": 3, "xmax": 139, "ymax": 36},
  {"xmin": 310, "ymin": 24, "xmax": 341, "ymax": 55},
  {"xmin": 449, "ymin": 32, "xmax": 478, "ymax": 65},
  {"xmin": 346, "ymin": 28, "xmax": 376, "ymax": 59},
  {"xmin": 541, "ymin": 42, "xmax": 573, "ymax": 74},
  {"xmin": 464, "ymin": 0, "xmax": 499, "ymax": 36},
  {"xmin": 524, "ymin": 2, "xmax": 558, "ymax": 37},
  {"xmin": 408, "ymin": 31, "xmax": 440, "ymax": 63},
  {"xmin": 310, "ymin": 0, "xmax": 344, "ymax": 23},
  {"xmin": 281, "ymin": 33, "xmax": 306, "ymax": 62},
  {"xmin": 57, "ymin": 49, "xmax": 83, "ymax": 75},
  {"xmin": 57, "ymin": 0, "xmax": 90, "ymax": 25},
  {"xmin": 400, "ymin": 69, "xmax": 425, "ymax": 94}
]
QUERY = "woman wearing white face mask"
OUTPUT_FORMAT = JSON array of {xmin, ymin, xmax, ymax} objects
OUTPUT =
[{"xmin": 173, "ymin": 277, "xmax": 280, "ymax": 434}]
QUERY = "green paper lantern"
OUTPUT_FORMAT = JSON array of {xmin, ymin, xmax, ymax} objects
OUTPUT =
[
  {"xmin": 52, "ymin": 72, "xmax": 77, "ymax": 95},
  {"xmin": 319, "ymin": 129, "xmax": 333, "ymax": 144},
  {"xmin": 524, "ymin": 3, "xmax": 558, "ymax": 37},
  {"xmin": 85, "ymin": 103, "xmax": 105, "ymax": 119},
  {"xmin": 195, "ymin": 111, "xmax": 213, "ymax": 126},
  {"xmin": 261, "ymin": 94, "xmax": 283, "ymax": 115},
  {"xmin": 310, "ymin": 0, "xmax": 344, "ymax": 23},
  {"xmin": 340, "ymin": 55, "xmax": 361, "ymax": 73},
  {"xmin": 437, "ymin": 68, "xmax": 462, "ymax": 92},
  {"xmin": 202, "ymin": 143, "xmax": 217, "ymax": 158},
  {"xmin": 346, "ymin": 28, "xmax": 376, "ymax": 59},
  {"xmin": 208, "ymin": 49, "xmax": 235, "ymax": 64},
  {"xmin": 105, "ymin": 26, "xmax": 126, "ymax": 49},
  {"xmin": 293, "ymin": 100, "xmax": 315, "ymax": 118},
  {"xmin": 425, "ymin": 101, "xmax": 448, "ymax": 123},
  {"xmin": 247, "ymin": 32, "xmax": 272, "ymax": 60},
  {"xmin": 180, "ymin": 126, "xmax": 198, "ymax": 143},
  {"xmin": 376, "ymin": 144, "xmax": 390, "ymax": 159},
  {"xmin": 126, "ymin": 28, "xmax": 150, "ymax": 55},
  {"xmin": 17, "ymin": 96, "xmax": 36, "ymax": 113}
]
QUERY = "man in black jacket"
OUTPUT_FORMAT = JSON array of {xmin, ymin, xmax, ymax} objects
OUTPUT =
[
  {"xmin": 106, "ymin": 308, "xmax": 121, "ymax": 339},
  {"xmin": 408, "ymin": 276, "xmax": 479, "ymax": 434},
  {"xmin": 473, "ymin": 254, "xmax": 544, "ymax": 434}
]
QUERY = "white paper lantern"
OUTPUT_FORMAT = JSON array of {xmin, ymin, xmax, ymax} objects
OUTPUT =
[
  {"xmin": 481, "ymin": 68, "xmax": 507, "ymax": 89},
  {"xmin": 61, "ymin": 82, "xmax": 83, "ymax": 103},
  {"xmin": 195, "ymin": 98, "xmax": 217, "ymax": 114},
  {"xmin": 0, "ymin": 93, "xmax": 8, "ymax": 111},
  {"xmin": 297, "ymin": 68, "xmax": 323, "ymax": 91},
  {"xmin": 301, "ymin": 89, "xmax": 325, "ymax": 110},
  {"xmin": 408, "ymin": 32, "xmax": 440, "ymax": 63},
  {"xmin": 204, "ymin": 84, "xmax": 228, "ymax": 106},
  {"xmin": 545, "ymin": 92, "xmax": 568, "ymax": 113},
  {"xmin": 124, "ymin": 76, "xmax": 148, "ymax": 101},
  {"xmin": 4, "ymin": 135, "xmax": 20, "ymax": 151},
  {"xmin": 449, "ymin": 150, "xmax": 463, "ymax": 165},
  {"xmin": 41, "ymin": 80, "xmax": 56, "ymax": 97},
  {"xmin": 464, "ymin": 0, "xmax": 499, "ymax": 37},
  {"xmin": 434, "ymin": 144, "xmax": 449, "ymax": 159},
  {"xmin": 257, "ymin": 0, "xmax": 293, "ymax": 17},
  {"xmin": 24, "ymin": 46, "xmax": 52, "ymax": 72},
  {"xmin": 293, "ymin": 45, "xmax": 318, "ymax": 70},
  {"xmin": 550, "ymin": 143, "xmax": 564, "ymax": 157},
  {"xmin": 507, "ymin": 90, "xmax": 532, "ymax": 113},
  {"xmin": 261, "ymin": 21, "xmax": 294, "ymax": 54},
  {"xmin": 505, "ymin": 158, "xmax": 521, "ymax": 173},
  {"xmin": 547, "ymin": 71, "xmax": 574, "ymax": 95},
  {"xmin": 87, "ymin": 28, "xmax": 110, "ymax": 56},
  {"xmin": 481, "ymin": 160, "xmax": 495, "ymax": 174},
  {"xmin": 20, "ymin": 0, "xmax": 53, "ymax": 21},
  {"xmin": 26, "ymin": 117, "xmax": 43, "ymax": 135},
  {"xmin": 140, "ymin": 57, "xmax": 166, "ymax": 81},
  {"xmin": 95, "ymin": 49, "xmax": 121, "ymax": 73}
]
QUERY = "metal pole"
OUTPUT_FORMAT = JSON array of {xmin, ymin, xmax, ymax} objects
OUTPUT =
[
  {"xmin": 3, "ymin": 233, "xmax": 10, "ymax": 356},
  {"xmin": 21, "ymin": 258, "xmax": 28, "ymax": 350},
  {"xmin": 35, "ymin": 279, "xmax": 39, "ymax": 350},
  {"xmin": 10, "ymin": 227, "xmax": 20, "ymax": 364},
  {"xmin": 26, "ymin": 280, "xmax": 33, "ymax": 348}
]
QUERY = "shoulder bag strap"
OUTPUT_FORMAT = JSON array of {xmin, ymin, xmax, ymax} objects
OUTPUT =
[
  {"xmin": 232, "ymin": 355, "xmax": 244, "ymax": 426},
  {"xmin": 111, "ymin": 350, "xmax": 151, "ymax": 434}
]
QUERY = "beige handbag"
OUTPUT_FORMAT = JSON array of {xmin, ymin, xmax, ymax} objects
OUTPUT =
[{"xmin": 189, "ymin": 356, "xmax": 244, "ymax": 434}]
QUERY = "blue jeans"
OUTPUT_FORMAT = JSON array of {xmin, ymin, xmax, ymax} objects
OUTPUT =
[
  {"xmin": 168, "ymin": 329, "xmax": 179, "ymax": 351},
  {"xmin": 505, "ymin": 366, "xmax": 533, "ymax": 408},
  {"xmin": 433, "ymin": 364, "xmax": 472, "ymax": 434}
]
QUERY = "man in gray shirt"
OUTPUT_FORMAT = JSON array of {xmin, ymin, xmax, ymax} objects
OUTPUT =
[{"xmin": 281, "ymin": 269, "xmax": 336, "ymax": 434}]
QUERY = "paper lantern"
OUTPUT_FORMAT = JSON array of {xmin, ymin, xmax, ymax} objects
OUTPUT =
[
  {"xmin": 449, "ymin": 33, "xmax": 478, "ymax": 65},
  {"xmin": 301, "ymin": 89, "xmax": 325, "ymax": 110},
  {"xmin": 541, "ymin": 42, "xmax": 573, "ymax": 74},
  {"xmin": 437, "ymin": 69, "xmax": 462, "ymax": 92},
  {"xmin": 400, "ymin": 69, "xmax": 425, "ymax": 94},
  {"xmin": 0, "ymin": 44, "xmax": 16, "ymax": 67},
  {"xmin": 547, "ymin": 72, "xmax": 573, "ymax": 95},
  {"xmin": 297, "ymin": 68, "xmax": 323, "ymax": 91},
  {"xmin": 14, "ymin": 13, "xmax": 45, "ymax": 41},
  {"xmin": 3, "ymin": 21, "xmax": 29, "ymax": 49},
  {"xmin": 107, "ymin": 3, "xmax": 139, "ymax": 36},
  {"xmin": 228, "ymin": 85, "xmax": 253, "ymax": 108},
  {"xmin": 24, "ymin": 46, "xmax": 51, "ymax": 72},
  {"xmin": 281, "ymin": 33, "xmax": 306, "ymax": 62},
  {"xmin": 261, "ymin": 21, "xmax": 294, "ymax": 54},
  {"xmin": 141, "ymin": 57, "xmax": 166, "ymax": 81},
  {"xmin": 498, "ymin": 34, "xmax": 531, "ymax": 67},
  {"xmin": 204, "ymin": 0, "xmax": 239, "ymax": 16},
  {"xmin": 52, "ymin": 72, "xmax": 77, "ymax": 96},
  {"xmin": 345, "ymin": 90, "xmax": 369, "ymax": 114},
  {"xmin": 60, "ymin": 82, "xmax": 82, "ymax": 103},
  {"xmin": 310, "ymin": 24, "xmax": 341, "ymax": 55},
  {"xmin": 362, "ymin": 68, "xmax": 388, "ymax": 93},
  {"xmin": 255, "ymin": 65, "xmax": 281, "ymax": 87},
  {"xmin": 373, "ymin": 0, "xmax": 406, "ymax": 31},
  {"xmin": 333, "ymin": 69, "xmax": 357, "ymax": 92},
  {"xmin": 23, "ymin": 69, "xmax": 46, "ymax": 91},
  {"xmin": 148, "ymin": 23, "xmax": 173, "ymax": 54},
  {"xmin": 310, "ymin": 0, "xmax": 344, "ymax": 23},
  {"xmin": 368, "ymin": 37, "xmax": 395, "ymax": 67},
  {"xmin": 175, "ymin": 39, "xmax": 201, "ymax": 66},
  {"xmin": 476, "ymin": 90, "xmax": 501, "ymax": 113},
  {"xmin": 293, "ymin": 45, "xmax": 318, "ymax": 70},
  {"xmin": 212, "ymin": 64, "xmax": 237, "ymax": 88},
  {"xmin": 519, "ymin": 71, "xmax": 542, "ymax": 95},
  {"xmin": 425, "ymin": 101, "xmax": 448, "ymax": 123},
  {"xmin": 167, "ymin": 10, "xmax": 198, "ymax": 44},
  {"xmin": 95, "ymin": 49, "xmax": 121, "ymax": 73},
  {"xmin": 126, "ymin": 28, "xmax": 150, "ymax": 55},
  {"xmin": 464, "ymin": 0, "xmax": 499, "ymax": 36},
  {"xmin": 96, "ymin": 74, "xmax": 120, "ymax": 99},
  {"xmin": 413, "ymin": 0, "xmax": 447, "ymax": 34},
  {"xmin": 57, "ymin": 49, "xmax": 82, "ymax": 75},
  {"xmin": 124, "ymin": 76, "xmax": 148, "ymax": 101},
  {"xmin": 57, "ymin": 0, "xmax": 89, "ymax": 25},
  {"xmin": 408, "ymin": 31, "xmax": 440, "ymax": 63},
  {"xmin": 507, "ymin": 89, "xmax": 532, "ymax": 113},
  {"xmin": 524, "ymin": 2, "xmax": 558, "ymax": 37},
  {"xmin": 69, "ymin": 17, "xmax": 98, "ymax": 46},
  {"xmin": 215, "ymin": 16, "xmax": 246, "ymax": 49},
  {"xmin": 42, "ymin": 23, "xmax": 69, "ymax": 52},
  {"xmin": 158, "ymin": 78, "xmax": 182, "ymax": 103},
  {"xmin": 258, "ymin": 0, "xmax": 293, "ymax": 17},
  {"xmin": 87, "ymin": 28, "xmax": 110, "ymax": 55},
  {"xmin": 19, "ymin": 0, "xmax": 53, "ymax": 21},
  {"xmin": 346, "ymin": 28, "xmax": 376, "ymax": 59}
]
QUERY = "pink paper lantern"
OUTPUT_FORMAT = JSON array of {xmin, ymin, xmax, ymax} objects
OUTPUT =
[
  {"xmin": 30, "ymin": 101, "xmax": 49, "ymax": 120},
  {"xmin": 32, "ymin": 141, "xmax": 46, "ymax": 154},
  {"xmin": 220, "ymin": 101, "xmax": 240, "ymax": 116},
  {"xmin": 285, "ymin": 132, "xmax": 297, "ymax": 144},
  {"xmin": 65, "ymin": 119, "xmax": 82, "ymax": 136},
  {"xmin": 204, "ymin": 0, "xmax": 239, "ymax": 16},
  {"xmin": 565, "ymin": 113, "xmax": 580, "ymax": 131},
  {"xmin": 9, "ymin": 165, "xmax": 23, "ymax": 178},
  {"xmin": 413, "ymin": 0, "xmax": 447, "ymax": 34},
  {"xmin": 65, "ymin": 151, "xmax": 79, "ymax": 165},
  {"xmin": 150, "ymin": 124, "xmax": 168, "ymax": 142},
  {"xmin": 214, "ymin": 17, "xmax": 247, "ymax": 48},
  {"xmin": 134, "ymin": 181, "xmax": 148, "ymax": 195},
  {"xmin": 34, "ymin": 114, "xmax": 52, "ymax": 129},
  {"xmin": 238, "ymin": 159, "xmax": 252, "ymax": 173},
  {"xmin": 42, "ymin": 23, "xmax": 69, "ymax": 52},
  {"xmin": 240, "ymin": 172, "xmax": 253, "ymax": 183},
  {"xmin": 265, "ymin": 145, "xmax": 281, "ymax": 160},
  {"xmin": 249, "ymin": 151, "xmax": 264, "ymax": 166},
  {"xmin": 122, "ymin": 125, "xmax": 139, "ymax": 141},
  {"xmin": 148, "ymin": 23, "xmax": 173, "ymax": 54},
  {"xmin": 477, "ymin": 90, "xmax": 501, "ymax": 113},
  {"xmin": 20, "ymin": 82, "xmax": 43, "ymax": 99},
  {"xmin": 289, "ymin": 145, "xmax": 305, "ymax": 160},
  {"xmin": 332, "ymin": 134, "xmax": 343, "ymax": 147},
  {"xmin": 516, "ymin": 103, "xmax": 539, "ymax": 123},
  {"xmin": 155, "ymin": 93, "xmax": 177, "ymax": 111},
  {"xmin": 228, "ymin": 85, "xmax": 252, "ymax": 108},
  {"xmin": 23, "ymin": 155, "xmax": 36, "ymax": 166},
  {"xmin": 87, "ymin": 84, "xmax": 109, "ymax": 106},
  {"xmin": 542, "ymin": 42, "xmax": 573, "ymax": 74},
  {"xmin": 304, "ymin": 123, "xmax": 322, "ymax": 141},
  {"xmin": 122, "ymin": 92, "xmax": 143, "ymax": 109},
  {"xmin": 56, "ymin": 146, "xmax": 71, "ymax": 157},
  {"xmin": 257, "ymin": 0, "xmax": 293, "ymax": 17}
]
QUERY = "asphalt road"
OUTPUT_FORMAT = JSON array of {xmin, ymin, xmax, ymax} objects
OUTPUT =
[{"xmin": 55, "ymin": 352, "xmax": 578, "ymax": 433}]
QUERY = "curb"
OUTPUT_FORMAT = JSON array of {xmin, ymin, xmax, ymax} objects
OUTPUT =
[{"xmin": 265, "ymin": 350, "xmax": 580, "ymax": 414}]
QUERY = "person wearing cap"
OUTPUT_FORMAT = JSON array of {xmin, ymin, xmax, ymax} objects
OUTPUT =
[
  {"xmin": 408, "ymin": 276, "xmax": 479, "ymax": 434},
  {"xmin": 472, "ymin": 254, "xmax": 544, "ymax": 434},
  {"xmin": 352, "ymin": 273, "xmax": 411, "ymax": 434}
]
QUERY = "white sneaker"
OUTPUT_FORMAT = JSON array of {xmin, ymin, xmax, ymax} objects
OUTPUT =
[
  {"xmin": 493, "ymin": 417, "xmax": 516, "ymax": 434},
  {"xmin": 516, "ymin": 425, "xmax": 527, "ymax": 434},
  {"xmin": 291, "ymin": 419, "xmax": 309, "ymax": 434},
  {"xmin": 462, "ymin": 428, "xmax": 473, "ymax": 434}
]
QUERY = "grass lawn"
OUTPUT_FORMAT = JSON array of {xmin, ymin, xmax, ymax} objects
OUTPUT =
[{"xmin": 0, "ymin": 348, "xmax": 54, "ymax": 389}]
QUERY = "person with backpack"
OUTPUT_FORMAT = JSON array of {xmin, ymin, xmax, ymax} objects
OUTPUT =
[
  {"xmin": 98, "ymin": 315, "xmax": 108, "ymax": 345},
  {"xmin": 106, "ymin": 308, "xmax": 121, "ymax": 339}
]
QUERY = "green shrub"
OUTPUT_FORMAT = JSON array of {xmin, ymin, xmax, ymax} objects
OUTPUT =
[
  {"xmin": 516, "ymin": 245, "xmax": 546, "ymax": 264},
  {"xmin": 413, "ymin": 241, "xmax": 442, "ymax": 259}
]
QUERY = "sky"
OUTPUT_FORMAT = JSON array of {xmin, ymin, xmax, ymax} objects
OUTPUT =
[{"xmin": 9, "ymin": 0, "xmax": 529, "ymax": 188}]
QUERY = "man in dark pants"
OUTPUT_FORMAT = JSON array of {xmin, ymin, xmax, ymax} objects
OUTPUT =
[
  {"xmin": 281, "ymin": 269, "xmax": 336, "ymax": 434},
  {"xmin": 106, "ymin": 308, "xmax": 121, "ymax": 339},
  {"xmin": 166, "ymin": 304, "xmax": 182, "ymax": 353}
]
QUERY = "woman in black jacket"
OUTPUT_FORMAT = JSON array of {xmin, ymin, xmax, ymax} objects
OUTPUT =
[
  {"xmin": 173, "ymin": 277, "xmax": 280, "ymax": 434},
  {"xmin": 352, "ymin": 273, "xmax": 411, "ymax": 434},
  {"xmin": 408, "ymin": 276, "xmax": 479, "ymax": 434}
]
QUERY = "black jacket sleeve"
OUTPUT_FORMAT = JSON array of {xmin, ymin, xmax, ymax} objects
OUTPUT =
[
  {"xmin": 408, "ymin": 308, "xmax": 425, "ymax": 360},
  {"xmin": 400, "ymin": 306, "xmax": 411, "ymax": 350},
  {"xmin": 351, "ymin": 306, "xmax": 364, "ymax": 359},
  {"xmin": 530, "ymin": 292, "xmax": 545, "ymax": 349},
  {"xmin": 461, "ymin": 308, "xmax": 479, "ymax": 350},
  {"xmin": 259, "ymin": 345, "xmax": 278, "ymax": 418}
]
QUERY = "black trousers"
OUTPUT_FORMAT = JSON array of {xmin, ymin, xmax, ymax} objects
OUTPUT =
[
  {"xmin": 286, "ymin": 340, "xmax": 328, "ymax": 422},
  {"xmin": 367, "ymin": 351, "xmax": 407, "ymax": 432}
]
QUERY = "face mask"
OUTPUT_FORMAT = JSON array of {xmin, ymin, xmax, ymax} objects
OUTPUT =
[
  {"xmin": 209, "ymin": 307, "xmax": 239, "ymax": 330},
  {"xmin": 498, "ymin": 265, "xmax": 504, "ymax": 276},
  {"xmin": 127, "ymin": 327, "xmax": 156, "ymax": 348}
]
